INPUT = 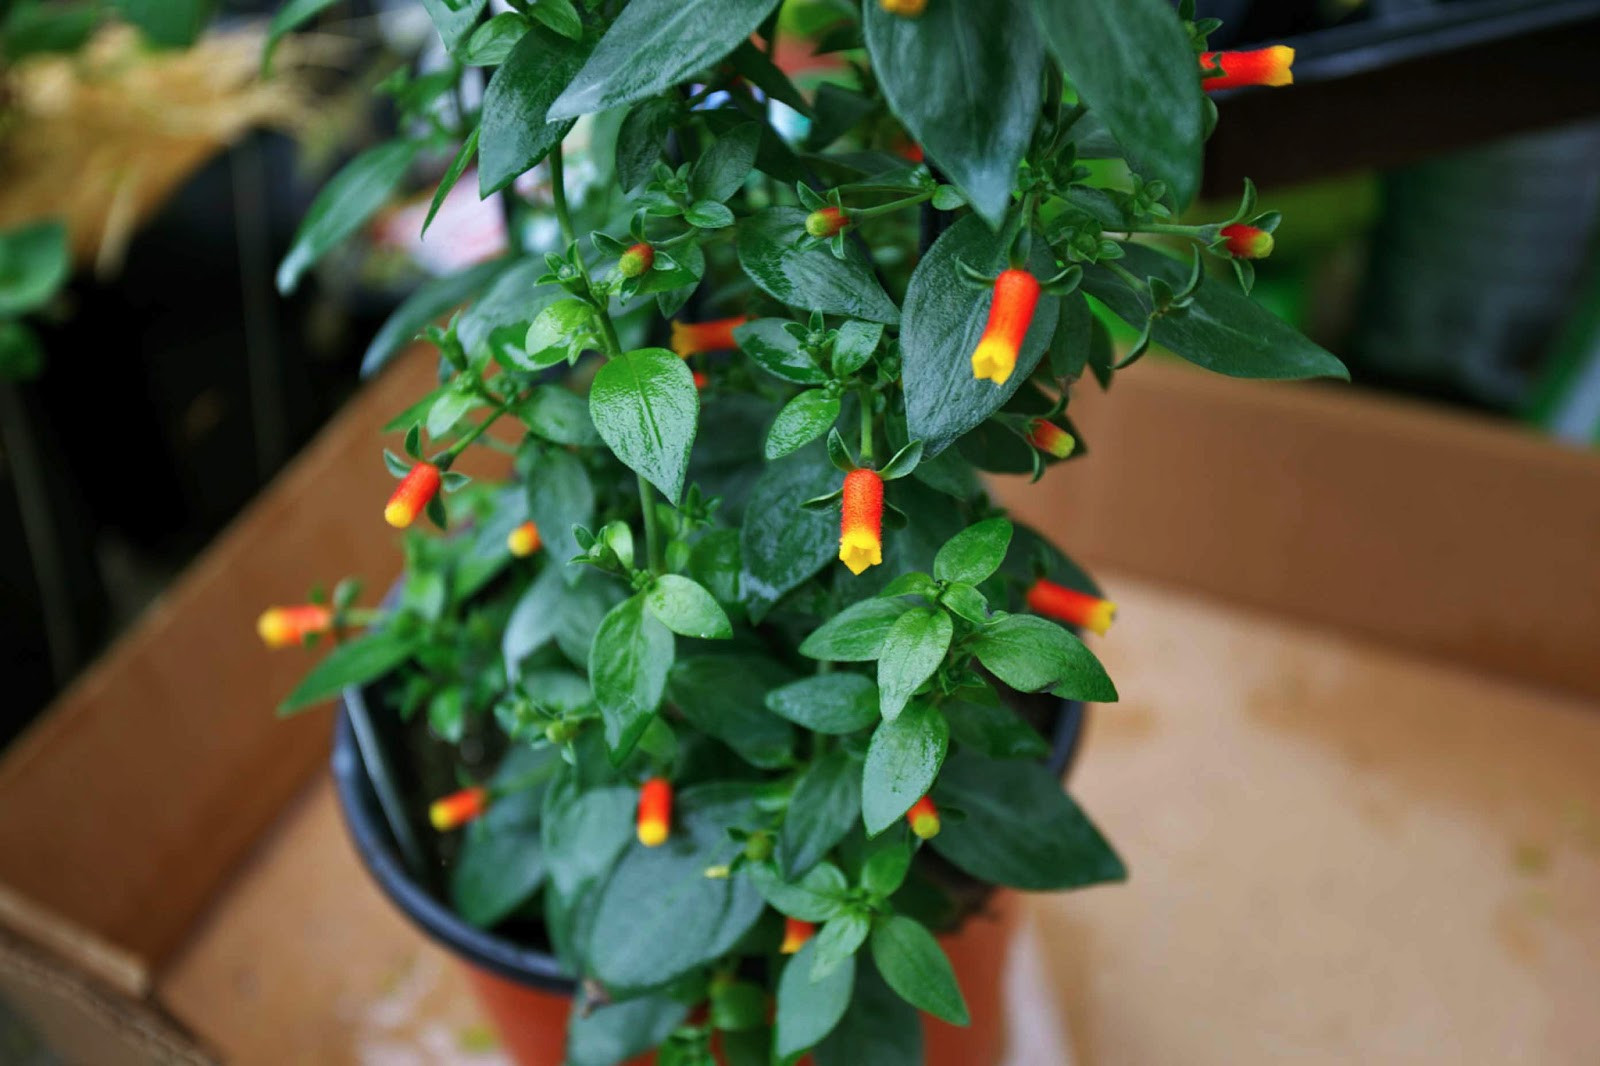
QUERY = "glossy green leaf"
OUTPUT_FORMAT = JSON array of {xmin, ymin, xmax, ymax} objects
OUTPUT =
[
  {"xmin": 667, "ymin": 656, "xmax": 795, "ymax": 769},
  {"xmin": 775, "ymin": 941, "xmax": 855, "ymax": 1058},
  {"xmin": 691, "ymin": 122, "xmax": 760, "ymax": 204},
  {"xmin": 277, "ymin": 140, "xmax": 419, "ymax": 294},
  {"xmin": 1033, "ymin": 0, "xmax": 1204, "ymax": 208},
  {"xmin": 589, "ymin": 595, "xmax": 674, "ymax": 760},
  {"xmin": 542, "ymin": 784, "xmax": 637, "ymax": 896},
  {"xmin": 277, "ymin": 630, "xmax": 418, "ymax": 714},
  {"xmin": 734, "ymin": 319, "xmax": 827, "ymax": 384},
  {"xmin": 931, "ymin": 749, "xmax": 1125, "ymax": 890},
  {"xmin": 684, "ymin": 200, "xmax": 735, "ymax": 229},
  {"xmin": 457, "ymin": 258, "xmax": 562, "ymax": 353},
  {"xmin": 780, "ymin": 749, "xmax": 862, "ymax": 878},
  {"xmin": 799, "ymin": 598, "xmax": 914, "ymax": 662},
  {"xmin": 549, "ymin": 0, "xmax": 782, "ymax": 119},
  {"xmin": 831, "ymin": 320, "xmax": 882, "ymax": 377},
  {"xmin": 422, "ymin": 126, "xmax": 479, "ymax": 237},
  {"xmin": 451, "ymin": 748, "xmax": 558, "ymax": 926},
  {"xmin": 815, "ymin": 956, "xmax": 923, "ymax": 1066},
  {"xmin": 590, "ymin": 347, "xmax": 699, "ymax": 504},
  {"xmin": 0, "ymin": 220, "xmax": 68, "ymax": 317},
  {"xmin": 971, "ymin": 614, "xmax": 1116, "ymax": 702},
  {"xmin": 615, "ymin": 97, "xmax": 679, "ymax": 193},
  {"xmin": 567, "ymin": 995, "xmax": 688, "ymax": 1066},
  {"xmin": 710, "ymin": 979, "xmax": 769, "ymax": 1033},
  {"xmin": 933, "ymin": 517, "xmax": 1012, "ymax": 586},
  {"xmin": 740, "ymin": 444, "xmax": 839, "ymax": 621},
  {"xmin": 737, "ymin": 208, "xmax": 899, "ymax": 324},
  {"xmin": 645, "ymin": 575, "xmax": 732, "ymax": 639},
  {"xmin": 524, "ymin": 446, "xmax": 595, "ymax": 581},
  {"xmin": 529, "ymin": 0, "xmax": 581, "ymax": 40},
  {"xmin": 419, "ymin": 0, "xmax": 488, "ymax": 52},
  {"xmin": 900, "ymin": 215, "xmax": 1058, "ymax": 455},
  {"xmin": 461, "ymin": 13, "xmax": 529, "ymax": 65},
  {"xmin": 502, "ymin": 565, "xmax": 565, "ymax": 672},
  {"xmin": 765, "ymin": 391, "xmax": 841, "ymax": 460},
  {"xmin": 876, "ymin": 608, "xmax": 952, "ymax": 722},
  {"xmin": 1083, "ymin": 244, "xmax": 1349, "ymax": 380},
  {"xmin": 749, "ymin": 861, "xmax": 850, "ymax": 923},
  {"xmin": 861, "ymin": 702, "xmax": 948, "ymax": 835},
  {"xmin": 870, "ymin": 915, "xmax": 969, "ymax": 1025},
  {"xmin": 860, "ymin": 841, "xmax": 913, "ymax": 899},
  {"xmin": 516, "ymin": 384, "xmax": 601, "ymax": 447},
  {"xmin": 944, "ymin": 698, "xmax": 1051, "ymax": 760},
  {"xmin": 765, "ymin": 673, "xmax": 880, "ymax": 734},
  {"xmin": 862, "ymin": 0, "xmax": 1042, "ymax": 225},
  {"xmin": 478, "ymin": 27, "xmax": 591, "ymax": 196},
  {"xmin": 812, "ymin": 909, "xmax": 872, "ymax": 979}
]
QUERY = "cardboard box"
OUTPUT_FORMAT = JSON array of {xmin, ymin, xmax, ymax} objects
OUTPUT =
[{"xmin": 2, "ymin": 351, "xmax": 1598, "ymax": 1063}]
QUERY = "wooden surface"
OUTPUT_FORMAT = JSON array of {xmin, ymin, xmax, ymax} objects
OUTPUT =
[{"xmin": 157, "ymin": 574, "xmax": 1600, "ymax": 1065}]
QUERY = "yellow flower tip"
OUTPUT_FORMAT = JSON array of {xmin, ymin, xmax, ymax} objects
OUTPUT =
[
  {"xmin": 971, "ymin": 336, "xmax": 1016, "ymax": 385},
  {"xmin": 428, "ymin": 801, "xmax": 452, "ymax": 832},
  {"xmin": 257, "ymin": 610, "xmax": 293, "ymax": 648},
  {"xmin": 1087, "ymin": 599, "xmax": 1119, "ymax": 637},
  {"xmin": 838, "ymin": 532, "xmax": 882, "ymax": 576},
  {"xmin": 704, "ymin": 864, "xmax": 731, "ymax": 880},
  {"xmin": 637, "ymin": 819, "xmax": 669, "ymax": 848},
  {"xmin": 507, "ymin": 521, "xmax": 541, "ymax": 557},
  {"xmin": 779, "ymin": 918, "xmax": 815, "ymax": 955},
  {"xmin": 384, "ymin": 501, "xmax": 415, "ymax": 529},
  {"xmin": 1267, "ymin": 45, "xmax": 1296, "ymax": 86},
  {"xmin": 911, "ymin": 811, "xmax": 941, "ymax": 840},
  {"xmin": 880, "ymin": 0, "xmax": 926, "ymax": 15},
  {"xmin": 669, "ymin": 320, "xmax": 691, "ymax": 358}
]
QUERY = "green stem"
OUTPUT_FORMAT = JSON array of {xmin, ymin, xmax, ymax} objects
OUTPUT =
[
  {"xmin": 439, "ymin": 403, "xmax": 510, "ymax": 464},
  {"xmin": 1126, "ymin": 221, "xmax": 1213, "ymax": 238},
  {"xmin": 858, "ymin": 388, "xmax": 875, "ymax": 464},
  {"xmin": 1104, "ymin": 260, "xmax": 1147, "ymax": 293},
  {"xmin": 850, "ymin": 189, "xmax": 934, "ymax": 221}
]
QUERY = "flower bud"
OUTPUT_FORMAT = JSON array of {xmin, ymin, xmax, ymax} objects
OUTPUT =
[
  {"xmin": 743, "ymin": 832, "xmax": 774, "ymax": 862},
  {"xmin": 780, "ymin": 917, "xmax": 815, "ymax": 955},
  {"xmin": 1027, "ymin": 579, "xmax": 1117, "ymax": 636},
  {"xmin": 507, "ymin": 521, "xmax": 541, "ymax": 557},
  {"xmin": 429, "ymin": 786, "xmax": 489, "ymax": 831},
  {"xmin": 1220, "ymin": 223, "xmax": 1275, "ymax": 260},
  {"xmin": 256, "ymin": 604, "xmax": 334, "ymax": 648},
  {"xmin": 880, "ymin": 0, "xmax": 927, "ymax": 16},
  {"xmin": 804, "ymin": 206, "xmax": 849, "ymax": 239},
  {"xmin": 1200, "ymin": 46, "xmax": 1295, "ymax": 91},
  {"xmin": 970, "ymin": 269, "xmax": 1041, "ymax": 385},
  {"xmin": 838, "ymin": 468, "xmax": 885, "ymax": 576},
  {"xmin": 670, "ymin": 315, "xmax": 750, "ymax": 358},
  {"xmin": 907, "ymin": 795, "xmax": 941, "ymax": 840},
  {"xmin": 618, "ymin": 242, "xmax": 655, "ymax": 279},
  {"xmin": 1025, "ymin": 419, "xmax": 1076, "ymax": 459},
  {"xmin": 637, "ymin": 776, "xmax": 673, "ymax": 847},
  {"xmin": 692, "ymin": 370, "xmax": 709, "ymax": 390},
  {"xmin": 385, "ymin": 462, "xmax": 442, "ymax": 529}
]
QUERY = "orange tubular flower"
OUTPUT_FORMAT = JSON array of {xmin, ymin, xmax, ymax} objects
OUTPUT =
[
  {"xmin": 880, "ymin": 0, "xmax": 927, "ymax": 16},
  {"xmin": 780, "ymin": 917, "xmax": 816, "ymax": 955},
  {"xmin": 670, "ymin": 315, "xmax": 749, "ymax": 358},
  {"xmin": 970, "ymin": 268, "xmax": 1041, "ymax": 386},
  {"xmin": 838, "ymin": 469, "xmax": 884, "ymax": 576},
  {"xmin": 637, "ymin": 777, "xmax": 673, "ymax": 847},
  {"xmin": 1200, "ymin": 46, "xmax": 1295, "ymax": 91},
  {"xmin": 256, "ymin": 604, "xmax": 333, "ymax": 648},
  {"xmin": 385, "ymin": 462, "xmax": 442, "ymax": 529},
  {"xmin": 805, "ymin": 207, "xmax": 849, "ymax": 239},
  {"xmin": 1025, "ymin": 419, "xmax": 1076, "ymax": 459},
  {"xmin": 507, "ymin": 521, "xmax": 541, "ymax": 557},
  {"xmin": 1220, "ymin": 223, "xmax": 1275, "ymax": 260},
  {"xmin": 692, "ymin": 370, "xmax": 709, "ymax": 390},
  {"xmin": 907, "ymin": 796, "xmax": 941, "ymax": 840},
  {"xmin": 618, "ymin": 242, "xmax": 655, "ymax": 279},
  {"xmin": 430, "ymin": 786, "xmax": 489, "ymax": 831},
  {"xmin": 1027, "ymin": 579, "xmax": 1118, "ymax": 636}
]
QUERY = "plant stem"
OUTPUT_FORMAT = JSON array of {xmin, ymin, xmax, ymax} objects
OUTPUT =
[
  {"xmin": 850, "ymin": 189, "xmax": 934, "ymax": 221},
  {"xmin": 439, "ymin": 403, "xmax": 509, "ymax": 464},
  {"xmin": 1104, "ymin": 260, "xmax": 1147, "ymax": 293},
  {"xmin": 858, "ymin": 388, "xmax": 875, "ymax": 464},
  {"xmin": 1126, "ymin": 221, "xmax": 1211, "ymax": 238}
]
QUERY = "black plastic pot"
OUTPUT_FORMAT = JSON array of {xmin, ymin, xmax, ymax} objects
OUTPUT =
[{"xmin": 331, "ymin": 684, "xmax": 1087, "ymax": 994}]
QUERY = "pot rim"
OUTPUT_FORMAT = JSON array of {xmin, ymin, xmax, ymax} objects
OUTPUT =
[{"xmin": 331, "ymin": 682, "xmax": 1086, "ymax": 994}]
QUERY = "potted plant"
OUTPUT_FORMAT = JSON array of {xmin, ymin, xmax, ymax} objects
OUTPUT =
[{"xmin": 260, "ymin": 1, "xmax": 1340, "ymax": 1063}]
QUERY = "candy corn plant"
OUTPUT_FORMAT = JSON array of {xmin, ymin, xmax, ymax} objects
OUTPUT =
[{"xmin": 262, "ymin": 1, "xmax": 1342, "ymax": 1062}]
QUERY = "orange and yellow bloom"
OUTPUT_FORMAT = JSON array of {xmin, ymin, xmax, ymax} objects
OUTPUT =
[
  {"xmin": 1200, "ymin": 46, "xmax": 1295, "ymax": 91},
  {"xmin": 779, "ymin": 917, "xmax": 815, "ymax": 955},
  {"xmin": 637, "ymin": 776, "xmax": 673, "ymax": 847},
  {"xmin": 907, "ymin": 795, "xmax": 941, "ymax": 840},
  {"xmin": 385, "ymin": 462, "xmax": 442, "ymax": 529},
  {"xmin": 1025, "ymin": 419, "xmax": 1076, "ymax": 459},
  {"xmin": 507, "ymin": 521, "xmax": 541, "ymax": 557},
  {"xmin": 838, "ymin": 468, "xmax": 884, "ymax": 576},
  {"xmin": 880, "ymin": 0, "xmax": 926, "ymax": 16},
  {"xmin": 618, "ymin": 242, "xmax": 655, "ymax": 278},
  {"xmin": 805, "ymin": 207, "xmax": 849, "ymax": 239},
  {"xmin": 429, "ymin": 786, "xmax": 489, "ymax": 831},
  {"xmin": 1220, "ymin": 223, "xmax": 1275, "ymax": 260},
  {"xmin": 971, "ymin": 269, "xmax": 1041, "ymax": 385},
  {"xmin": 670, "ymin": 315, "xmax": 749, "ymax": 358},
  {"xmin": 256, "ymin": 604, "xmax": 333, "ymax": 648},
  {"xmin": 1027, "ymin": 579, "xmax": 1117, "ymax": 636}
]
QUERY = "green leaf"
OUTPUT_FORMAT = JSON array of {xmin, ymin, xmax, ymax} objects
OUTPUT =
[
  {"xmin": 567, "ymin": 995, "xmax": 688, "ymax": 1066},
  {"xmin": 740, "ymin": 445, "xmax": 839, "ymax": 621},
  {"xmin": 667, "ymin": 656, "xmax": 795, "ymax": 769},
  {"xmin": 516, "ymin": 384, "xmax": 601, "ymax": 446},
  {"xmin": 860, "ymin": 842, "xmax": 913, "ymax": 899},
  {"xmin": 970, "ymin": 615, "xmax": 1116, "ymax": 702},
  {"xmin": 1082, "ymin": 245, "xmax": 1349, "ymax": 380},
  {"xmin": 542, "ymin": 785, "xmax": 636, "ymax": 896},
  {"xmin": 478, "ymin": 27, "xmax": 591, "ymax": 196},
  {"xmin": 277, "ymin": 140, "xmax": 419, "ymax": 294},
  {"xmin": 711, "ymin": 979, "xmax": 769, "ymax": 1033},
  {"xmin": 590, "ymin": 347, "xmax": 699, "ymax": 503},
  {"xmin": 737, "ymin": 208, "xmax": 899, "ymax": 325},
  {"xmin": 780, "ymin": 749, "xmax": 862, "ymax": 878},
  {"xmin": 734, "ymin": 318, "xmax": 827, "ymax": 384},
  {"xmin": 115, "ymin": 0, "xmax": 213, "ymax": 48},
  {"xmin": 1032, "ymin": 0, "xmax": 1204, "ymax": 209},
  {"xmin": 550, "ymin": 0, "xmax": 780, "ymax": 118},
  {"xmin": 862, "ymin": 703, "xmax": 948, "ymax": 835},
  {"xmin": 502, "ymin": 565, "xmax": 564, "ymax": 671},
  {"xmin": 812, "ymin": 909, "xmax": 872, "ymax": 980},
  {"xmin": 932, "ymin": 750, "xmax": 1125, "ymax": 890},
  {"xmin": 815, "ymin": 957, "xmax": 923, "ymax": 1066},
  {"xmin": 933, "ymin": 517, "xmax": 1012, "ymax": 586},
  {"xmin": 728, "ymin": 40, "xmax": 813, "ymax": 116},
  {"xmin": 457, "ymin": 258, "xmax": 562, "ymax": 353},
  {"xmin": 589, "ymin": 595, "xmax": 674, "ymax": 760},
  {"xmin": 765, "ymin": 391, "xmax": 842, "ymax": 460},
  {"xmin": 944, "ymin": 698, "xmax": 1051, "ymax": 760},
  {"xmin": 615, "ymin": 97, "xmax": 678, "ymax": 193},
  {"xmin": 862, "ymin": 0, "xmax": 1042, "ymax": 225},
  {"xmin": 684, "ymin": 200, "xmax": 736, "ymax": 229},
  {"xmin": 645, "ymin": 575, "xmax": 732, "ymax": 639},
  {"xmin": 524, "ymin": 446, "xmax": 595, "ymax": 580},
  {"xmin": 460, "ymin": 12, "xmax": 529, "ymax": 65},
  {"xmin": 831, "ymin": 320, "xmax": 882, "ymax": 377},
  {"xmin": 765, "ymin": 673, "xmax": 880, "ymax": 734},
  {"xmin": 870, "ymin": 915, "xmax": 969, "ymax": 1025},
  {"xmin": 901, "ymin": 215, "xmax": 1058, "ymax": 455},
  {"xmin": 750, "ymin": 861, "xmax": 850, "ymax": 923},
  {"xmin": 876, "ymin": 608, "xmax": 953, "ymax": 722},
  {"xmin": 277, "ymin": 630, "xmax": 417, "ymax": 714},
  {"xmin": 799, "ymin": 598, "xmax": 914, "ymax": 662},
  {"xmin": 775, "ymin": 941, "xmax": 855, "ymax": 1058},
  {"xmin": 419, "ymin": 0, "xmax": 488, "ymax": 53},
  {"xmin": 528, "ymin": 0, "xmax": 581, "ymax": 41},
  {"xmin": 0, "ymin": 220, "xmax": 68, "ymax": 317},
  {"xmin": 691, "ymin": 122, "xmax": 760, "ymax": 203},
  {"xmin": 361, "ymin": 261, "xmax": 509, "ymax": 380},
  {"xmin": 0, "ymin": 320, "xmax": 44, "ymax": 380},
  {"xmin": 451, "ymin": 750, "xmax": 557, "ymax": 926},
  {"xmin": 422, "ymin": 126, "xmax": 479, "ymax": 237},
  {"xmin": 263, "ymin": 0, "xmax": 339, "ymax": 73}
]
